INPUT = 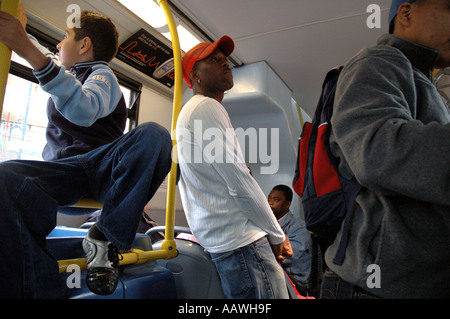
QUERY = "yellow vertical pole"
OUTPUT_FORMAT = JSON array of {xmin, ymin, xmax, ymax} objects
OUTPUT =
[
  {"xmin": 0, "ymin": 0, "xmax": 20, "ymax": 118},
  {"xmin": 157, "ymin": 0, "xmax": 182, "ymax": 258},
  {"xmin": 432, "ymin": 69, "xmax": 440, "ymax": 78},
  {"xmin": 296, "ymin": 101, "xmax": 304, "ymax": 127}
]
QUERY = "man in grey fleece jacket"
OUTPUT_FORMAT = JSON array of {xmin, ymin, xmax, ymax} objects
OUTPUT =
[{"xmin": 322, "ymin": 0, "xmax": 450, "ymax": 298}]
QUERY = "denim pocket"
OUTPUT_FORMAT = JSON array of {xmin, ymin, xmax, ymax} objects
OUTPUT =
[{"xmin": 210, "ymin": 249, "xmax": 254, "ymax": 298}]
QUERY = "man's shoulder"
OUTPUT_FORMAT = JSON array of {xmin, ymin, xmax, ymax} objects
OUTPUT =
[
  {"xmin": 343, "ymin": 35, "xmax": 411, "ymax": 74},
  {"xmin": 281, "ymin": 212, "xmax": 305, "ymax": 228},
  {"xmin": 346, "ymin": 44, "xmax": 407, "ymax": 70}
]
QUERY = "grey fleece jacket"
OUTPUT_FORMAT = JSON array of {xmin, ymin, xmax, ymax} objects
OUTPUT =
[{"xmin": 326, "ymin": 34, "xmax": 450, "ymax": 298}]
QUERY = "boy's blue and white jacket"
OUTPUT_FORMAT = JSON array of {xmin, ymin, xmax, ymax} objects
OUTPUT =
[{"xmin": 30, "ymin": 35, "xmax": 127, "ymax": 160}]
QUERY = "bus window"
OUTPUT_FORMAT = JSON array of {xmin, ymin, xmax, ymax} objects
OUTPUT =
[{"xmin": 1, "ymin": 71, "xmax": 49, "ymax": 162}]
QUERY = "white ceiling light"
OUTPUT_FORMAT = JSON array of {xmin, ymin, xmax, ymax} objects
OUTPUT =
[{"xmin": 117, "ymin": 0, "xmax": 201, "ymax": 52}]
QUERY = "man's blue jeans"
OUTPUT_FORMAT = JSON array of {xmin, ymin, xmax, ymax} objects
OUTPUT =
[
  {"xmin": 320, "ymin": 270, "xmax": 380, "ymax": 299},
  {"xmin": 209, "ymin": 236, "xmax": 289, "ymax": 299},
  {"xmin": 0, "ymin": 122, "xmax": 172, "ymax": 298}
]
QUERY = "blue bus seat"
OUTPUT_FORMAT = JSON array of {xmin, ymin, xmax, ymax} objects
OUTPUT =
[
  {"xmin": 152, "ymin": 237, "xmax": 225, "ymax": 299},
  {"xmin": 47, "ymin": 226, "xmax": 177, "ymax": 299}
]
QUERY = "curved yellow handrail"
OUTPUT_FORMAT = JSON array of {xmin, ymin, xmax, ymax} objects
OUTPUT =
[
  {"xmin": 58, "ymin": 0, "xmax": 182, "ymax": 272},
  {"xmin": 0, "ymin": 0, "xmax": 20, "ymax": 116},
  {"xmin": 157, "ymin": 0, "xmax": 183, "ymax": 256},
  {"xmin": 70, "ymin": 198, "xmax": 104, "ymax": 209}
]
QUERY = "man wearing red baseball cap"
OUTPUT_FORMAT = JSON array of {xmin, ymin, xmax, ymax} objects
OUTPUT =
[
  {"xmin": 182, "ymin": 35, "xmax": 234, "ymax": 89},
  {"xmin": 176, "ymin": 37, "xmax": 293, "ymax": 299}
]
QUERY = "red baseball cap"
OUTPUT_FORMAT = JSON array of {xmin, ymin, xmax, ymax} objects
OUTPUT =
[{"xmin": 182, "ymin": 35, "xmax": 234, "ymax": 88}]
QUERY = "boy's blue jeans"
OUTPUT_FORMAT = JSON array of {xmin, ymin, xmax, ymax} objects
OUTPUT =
[
  {"xmin": 0, "ymin": 122, "xmax": 172, "ymax": 298},
  {"xmin": 210, "ymin": 236, "xmax": 289, "ymax": 299}
]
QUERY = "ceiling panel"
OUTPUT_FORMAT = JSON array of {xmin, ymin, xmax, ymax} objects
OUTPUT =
[{"xmin": 21, "ymin": 0, "xmax": 393, "ymax": 116}]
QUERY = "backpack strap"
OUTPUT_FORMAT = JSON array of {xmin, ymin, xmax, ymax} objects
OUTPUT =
[
  {"xmin": 320, "ymin": 66, "xmax": 361, "ymax": 265},
  {"xmin": 332, "ymin": 179, "xmax": 361, "ymax": 265}
]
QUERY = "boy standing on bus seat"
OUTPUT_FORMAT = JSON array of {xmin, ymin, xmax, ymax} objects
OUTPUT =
[
  {"xmin": 320, "ymin": 0, "xmax": 449, "ymax": 298},
  {"xmin": 0, "ymin": 8, "xmax": 172, "ymax": 298},
  {"xmin": 177, "ymin": 36, "xmax": 292, "ymax": 299}
]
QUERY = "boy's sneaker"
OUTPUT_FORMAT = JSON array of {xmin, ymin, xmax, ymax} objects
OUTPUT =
[{"xmin": 82, "ymin": 229, "xmax": 122, "ymax": 295}]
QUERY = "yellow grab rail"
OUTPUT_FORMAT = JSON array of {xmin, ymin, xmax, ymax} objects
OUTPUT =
[
  {"xmin": 58, "ymin": 0, "xmax": 182, "ymax": 272},
  {"xmin": 0, "ymin": 0, "xmax": 20, "ymax": 117},
  {"xmin": 70, "ymin": 198, "xmax": 104, "ymax": 209},
  {"xmin": 158, "ymin": 0, "xmax": 183, "ymax": 254},
  {"xmin": 58, "ymin": 248, "xmax": 173, "ymax": 274}
]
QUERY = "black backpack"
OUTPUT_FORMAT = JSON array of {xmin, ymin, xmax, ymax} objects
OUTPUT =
[{"xmin": 292, "ymin": 67, "xmax": 361, "ymax": 265}]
